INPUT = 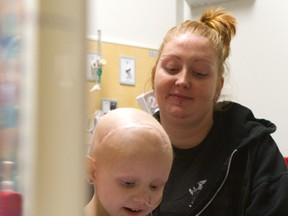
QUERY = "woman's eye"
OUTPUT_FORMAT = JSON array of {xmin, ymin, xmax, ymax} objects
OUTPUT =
[
  {"xmin": 167, "ymin": 67, "xmax": 179, "ymax": 73},
  {"xmin": 160, "ymin": 58, "xmax": 182, "ymax": 74},
  {"xmin": 163, "ymin": 65, "xmax": 181, "ymax": 74},
  {"xmin": 192, "ymin": 70, "xmax": 207, "ymax": 78}
]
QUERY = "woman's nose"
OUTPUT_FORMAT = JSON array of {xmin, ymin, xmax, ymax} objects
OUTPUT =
[{"xmin": 175, "ymin": 69, "xmax": 191, "ymax": 88}]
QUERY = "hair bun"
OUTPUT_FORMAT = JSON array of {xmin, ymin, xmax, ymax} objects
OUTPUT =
[{"xmin": 200, "ymin": 8, "xmax": 237, "ymax": 59}]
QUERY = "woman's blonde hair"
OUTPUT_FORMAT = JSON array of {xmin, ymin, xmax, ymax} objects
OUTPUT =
[{"xmin": 152, "ymin": 7, "xmax": 237, "ymax": 95}]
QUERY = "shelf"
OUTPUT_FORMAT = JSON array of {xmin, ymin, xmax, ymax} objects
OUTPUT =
[{"xmin": 185, "ymin": 0, "xmax": 240, "ymax": 8}]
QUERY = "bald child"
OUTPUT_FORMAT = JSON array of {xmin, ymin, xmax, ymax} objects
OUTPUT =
[{"xmin": 84, "ymin": 108, "xmax": 173, "ymax": 216}]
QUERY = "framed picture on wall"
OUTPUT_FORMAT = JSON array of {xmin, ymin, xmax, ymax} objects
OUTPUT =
[{"xmin": 119, "ymin": 56, "xmax": 136, "ymax": 86}]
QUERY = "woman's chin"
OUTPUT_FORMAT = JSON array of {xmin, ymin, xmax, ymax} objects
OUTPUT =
[{"xmin": 168, "ymin": 106, "xmax": 190, "ymax": 119}]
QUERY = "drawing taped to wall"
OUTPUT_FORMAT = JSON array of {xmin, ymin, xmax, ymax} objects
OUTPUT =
[{"xmin": 119, "ymin": 56, "xmax": 135, "ymax": 86}]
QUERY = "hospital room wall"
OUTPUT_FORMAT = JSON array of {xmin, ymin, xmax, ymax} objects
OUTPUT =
[
  {"xmin": 86, "ymin": 41, "xmax": 156, "ymax": 117},
  {"xmin": 185, "ymin": 0, "xmax": 288, "ymax": 156},
  {"xmin": 91, "ymin": 0, "xmax": 288, "ymax": 155}
]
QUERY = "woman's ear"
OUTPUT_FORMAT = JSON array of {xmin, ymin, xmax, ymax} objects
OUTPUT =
[
  {"xmin": 217, "ymin": 76, "xmax": 224, "ymax": 92},
  {"xmin": 86, "ymin": 156, "xmax": 97, "ymax": 184},
  {"xmin": 216, "ymin": 76, "xmax": 224, "ymax": 98}
]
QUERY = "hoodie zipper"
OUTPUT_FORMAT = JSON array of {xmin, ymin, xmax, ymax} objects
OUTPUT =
[{"xmin": 195, "ymin": 149, "xmax": 238, "ymax": 216}]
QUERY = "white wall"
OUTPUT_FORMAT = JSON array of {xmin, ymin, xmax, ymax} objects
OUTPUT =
[
  {"xmin": 89, "ymin": 0, "xmax": 288, "ymax": 155},
  {"xmin": 185, "ymin": 0, "xmax": 288, "ymax": 156},
  {"xmin": 232, "ymin": 0, "xmax": 288, "ymax": 156},
  {"xmin": 86, "ymin": 0, "xmax": 98, "ymax": 37},
  {"xmin": 88, "ymin": 0, "xmax": 179, "ymax": 49}
]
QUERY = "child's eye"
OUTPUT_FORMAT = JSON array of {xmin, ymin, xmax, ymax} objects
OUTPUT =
[
  {"xmin": 150, "ymin": 185, "xmax": 158, "ymax": 190},
  {"xmin": 150, "ymin": 183, "xmax": 164, "ymax": 191},
  {"xmin": 120, "ymin": 180, "xmax": 135, "ymax": 187}
]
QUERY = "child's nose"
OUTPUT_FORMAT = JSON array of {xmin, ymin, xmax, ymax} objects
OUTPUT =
[{"xmin": 132, "ymin": 189, "xmax": 151, "ymax": 205}]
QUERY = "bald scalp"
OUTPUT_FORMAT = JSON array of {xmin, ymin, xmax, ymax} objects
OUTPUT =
[{"xmin": 89, "ymin": 108, "xmax": 172, "ymax": 162}]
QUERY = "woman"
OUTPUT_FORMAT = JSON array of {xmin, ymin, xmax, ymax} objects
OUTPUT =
[{"xmin": 151, "ymin": 7, "xmax": 288, "ymax": 216}]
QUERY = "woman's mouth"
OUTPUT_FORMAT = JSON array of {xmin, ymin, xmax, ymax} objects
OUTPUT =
[{"xmin": 168, "ymin": 93, "xmax": 192, "ymax": 102}]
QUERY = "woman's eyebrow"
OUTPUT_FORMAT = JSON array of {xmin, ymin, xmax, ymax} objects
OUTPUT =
[{"xmin": 160, "ymin": 54, "xmax": 181, "ymax": 62}]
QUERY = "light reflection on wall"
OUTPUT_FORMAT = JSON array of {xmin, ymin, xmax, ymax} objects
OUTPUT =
[{"xmin": 0, "ymin": 0, "xmax": 23, "ymax": 215}]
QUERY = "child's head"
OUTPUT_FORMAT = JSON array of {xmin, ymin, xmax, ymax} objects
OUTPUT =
[{"xmin": 86, "ymin": 108, "xmax": 173, "ymax": 216}]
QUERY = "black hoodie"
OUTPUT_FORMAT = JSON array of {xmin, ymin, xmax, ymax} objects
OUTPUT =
[{"xmin": 152, "ymin": 102, "xmax": 288, "ymax": 216}]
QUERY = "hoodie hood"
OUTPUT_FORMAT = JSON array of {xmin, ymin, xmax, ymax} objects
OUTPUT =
[{"xmin": 214, "ymin": 101, "xmax": 276, "ymax": 150}]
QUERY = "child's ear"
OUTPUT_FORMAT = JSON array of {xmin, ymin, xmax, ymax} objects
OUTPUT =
[{"xmin": 86, "ymin": 156, "xmax": 97, "ymax": 183}]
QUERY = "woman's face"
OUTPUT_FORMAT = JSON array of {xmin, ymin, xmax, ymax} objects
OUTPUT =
[{"xmin": 154, "ymin": 32, "xmax": 221, "ymax": 125}]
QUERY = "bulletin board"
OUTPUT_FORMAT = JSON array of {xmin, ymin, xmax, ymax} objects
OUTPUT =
[{"xmin": 86, "ymin": 40, "xmax": 157, "ymax": 117}]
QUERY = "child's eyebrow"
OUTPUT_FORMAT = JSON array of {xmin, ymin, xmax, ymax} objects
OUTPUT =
[{"xmin": 117, "ymin": 176, "xmax": 138, "ymax": 183}]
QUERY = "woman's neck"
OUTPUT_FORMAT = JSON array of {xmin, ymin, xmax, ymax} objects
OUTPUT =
[{"xmin": 161, "ymin": 115, "xmax": 213, "ymax": 149}]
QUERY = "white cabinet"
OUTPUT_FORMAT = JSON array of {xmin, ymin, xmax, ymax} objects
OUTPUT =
[{"xmin": 185, "ymin": 0, "xmax": 240, "ymax": 8}]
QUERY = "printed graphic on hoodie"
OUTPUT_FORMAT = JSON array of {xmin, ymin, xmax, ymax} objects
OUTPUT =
[{"xmin": 188, "ymin": 180, "xmax": 207, "ymax": 208}]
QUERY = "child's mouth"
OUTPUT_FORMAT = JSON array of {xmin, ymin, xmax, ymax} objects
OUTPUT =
[{"xmin": 124, "ymin": 207, "xmax": 143, "ymax": 215}]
